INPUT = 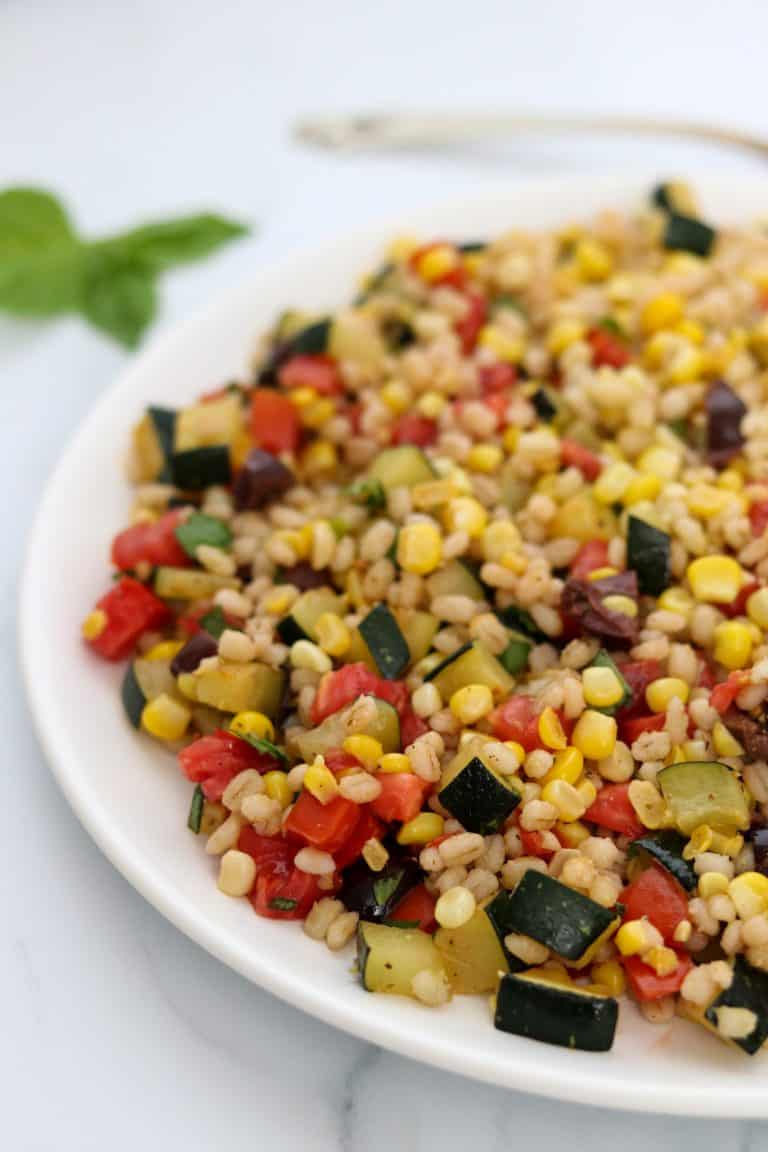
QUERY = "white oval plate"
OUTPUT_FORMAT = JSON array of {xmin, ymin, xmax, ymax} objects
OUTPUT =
[{"xmin": 21, "ymin": 174, "xmax": 768, "ymax": 1116}]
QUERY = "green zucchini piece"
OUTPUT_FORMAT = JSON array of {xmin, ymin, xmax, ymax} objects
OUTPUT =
[
  {"xmin": 121, "ymin": 662, "xmax": 146, "ymax": 728},
  {"xmin": 586, "ymin": 649, "xmax": 632, "ymax": 715},
  {"xmin": 496, "ymin": 603, "xmax": 547, "ymax": 640},
  {"xmin": 132, "ymin": 406, "xmax": 177, "ymax": 482},
  {"xmin": 198, "ymin": 605, "xmax": 228, "ymax": 639},
  {"xmin": 295, "ymin": 696, "xmax": 400, "ymax": 761},
  {"xmin": 438, "ymin": 745, "xmax": 521, "ymax": 834},
  {"xmin": 424, "ymin": 642, "xmax": 473, "ymax": 683},
  {"xmin": 171, "ymin": 445, "xmax": 232, "ymax": 490},
  {"xmin": 663, "ymin": 212, "xmax": 716, "ymax": 258},
  {"xmin": 458, "ymin": 240, "xmax": 486, "ymax": 253},
  {"xmin": 154, "ymin": 566, "xmax": 239, "ymax": 600},
  {"xmin": 627, "ymin": 515, "xmax": 671, "ymax": 596},
  {"xmin": 504, "ymin": 871, "xmax": 619, "ymax": 966},
  {"xmin": 530, "ymin": 386, "xmax": 559, "ymax": 423},
  {"xmin": 194, "ymin": 661, "xmax": 285, "ymax": 717},
  {"xmin": 494, "ymin": 973, "xmax": 618, "ymax": 1052},
  {"xmin": 368, "ymin": 445, "xmax": 435, "ymax": 491},
  {"xmin": 658, "ymin": 760, "xmax": 750, "ymax": 836},
  {"xmin": 287, "ymin": 318, "xmax": 332, "ymax": 356},
  {"xmin": 627, "ymin": 830, "xmax": 697, "ymax": 891},
  {"xmin": 499, "ymin": 630, "xmax": 532, "ymax": 676},
  {"xmin": 358, "ymin": 603, "xmax": 409, "ymax": 680},
  {"xmin": 434, "ymin": 905, "xmax": 509, "ymax": 993},
  {"xmin": 133, "ymin": 657, "xmax": 177, "ymax": 701},
  {"xmin": 148, "ymin": 406, "xmax": 176, "ymax": 482},
  {"xmin": 174, "ymin": 512, "xmax": 232, "ymax": 558},
  {"xmin": 429, "ymin": 641, "xmax": 515, "ymax": 700},
  {"xmin": 500, "ymin": 461, "xmax": 530, "ymax": 514},
  {"xmin": 347, "ymin": 477, "xmax": 387, "ymax": 511},
  {"xmin": 276, "ymin": 588, "xmax": 344, "ymax": 645},
  {"xmin": 357, "ymin": 922, "xmax": 445, "ymax": 996},
  {"xmin": 705, "ymin": 956, "xmax": 768, "ymax": 1055},
  {"xmin": 398, "ymin": 609, "xmax": 439, "ymax": 664},
  {"xmin": 187, "ymin": 785, "xmax": 205, "ymax": 833},
  {"xmin": 652, "ymin": 181, "xmax": 697, "ymax": 215},
  {"xmin": 426, "ymin": 559, "xmax": 485, "ymax": 602}
]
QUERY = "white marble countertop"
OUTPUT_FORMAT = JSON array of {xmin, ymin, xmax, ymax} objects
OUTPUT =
[{"xmin": 3, "ymin": 1, "xmax": 768, "ymax": 1147}]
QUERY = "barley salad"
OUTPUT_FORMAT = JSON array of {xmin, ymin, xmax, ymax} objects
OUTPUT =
[{"xmin": 82, "ymin": 182, "xmax": 768, "ymax": 1055}]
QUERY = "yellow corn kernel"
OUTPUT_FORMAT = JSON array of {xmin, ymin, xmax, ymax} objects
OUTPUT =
[
  {"xmin": 593, "ymin": 461, "xmax": 635, "ymax": 505},
  {"xmin": 591, "ymin": 961, "xmax": 626, "ymax": 997},
  {"xmin": 445, "ymin": 496, "xmax": 488, "ymax": 538},
  {"xmin": 387, "ymin": 234, "xmax": 419, "ymax": 262},
  {"xmin": 698, "ymin": 871, "xmax": 730, "ymax": 898},
  {"xmin": 541, "ymin": 779, "xmax": 586, "ymax": 822},
  {"xmin": 418, "ymin": 244, "xmax": 459, "ymax": 283},
  {"xmin": 644, "ymin": 946, "xmax": 679, "ymax": 977},
  {"xmin": 675, "ymin": 317, "xmax": 705, "ymax": 345},
  {"xmin": 396, "ymin": 813, "xmax": 444, "ymax": 846},
  {"xmin": 288, "ymin": 386, "xmax": 318, "ymax": 410},
  {"xmin": 231, "ymin": 711, "xmax": 275, "ymax": 742},
  {"xmin": 450, "ymin": 684, "xmax": 494, "ymax": 725},
  {"xmin": 556, "ymin": 819, "xmax": 591, "ymax": 847},
  {"xmin": 657, "ymin": 586, "xmax": 694, "ymax": 618},
  {"xmin": 380, "ymin": 380, "xmax": 412, "ymax": 414},
  {"xmin": 550, "ymin": 492, "xmax": 605, "ymax": 542},
  {"xmin": 141, "ymin": 693, "xmax": 191, "ymax": 742},
  {"xmin": 263, "ymin": 770, "xmax": 293, "ymax": 809},
  {"xmin": 304, "ymin": 757, "xmax": 339, "ymax": 804},
  {"xmin": 547, "ymin": 319, "xmax": 586, "ymax": 356},
  {"xmin": 315, "ymin": 612, "xmax": 351, "ymax": 658},
  {"xmin": 576, "ymin": 778, "xmax": 597, "ymax": 808},
  {"xmin": 713, "ymin": 621, "xmax": 753, "ymax": 670},
  {"xmin": 643, "ymin": 330, "xmax": 677, "ymax": 370},
  {"xmin": 502, "ymin": 426, "xmax": 520, "ymax": 453},
  {"xmin": 302, "ymin": 440, "xmax": 338, "ymax": 475},
  {"xmin": 587, "ymin": 566, "xmax": 619, "ymax": 582},
  {"xmin": 686, "ymin": 555, "xmax": 742, "ymax": 603},
  {"xmin": 417, "ymin": 390, "xmax": 447, "ymax": 419},
  {"xmin": 345, "ymin": 569, "xmax": 365, "ymax": 608},
  {"xmin": 478, "ymin": 324, "xmax": 526, "ymax": 364},
  {"xmin": 343, "ymin": 734, "xmax": 384, "ymax": 768},
  {"xmin": 729, "ymin": 873, "xmax": 768, "ymax": 920},
  {"xmin": 645, "ymin": 677, "xmax": 690, "ymax": 713},
  {"xmin": 571, "ymin": 710, "xmax": 617, "ymax": 760},
  {"xmin": 538, "ymin": 706, "xmax": 567, "ymax": 751},
  {"xmin": 664, "ymin": 344, "xmax": 703, "ymax": 386},
  {"xmin": 718, "ymin": 468, "xmax": 744, "ymax": 492},
  {"xmin": 482, "ymin": 520, "xmax": 521, "ymax": 562},
  {"xmin": 300, "ymin": 397, "xmax": 336, "ymax": 430},
  {"xmin": 616, "ymin": 918, "xmax": 660, "ymax": 957},
  {"xmin": 291, "ymin": 639, "xmax": 332, "ymax": 674},
  {"xmin": 397, "ymin": 522, "xmax": 442, "ymax": 574},
  {"xmin": 602, "ymin": 595, "xmax": 638, "ymax": 618},
  {"xmin": 462, "ymin": 251, "xmax": 484, "ymax": 277},
  {"xmin": 687, "ymin": 485, "xmax": 730, "ymax": 519},
  {"xmin": 628, "ymin": 779, "xmax": 667, "ymax": 829},
  {"xmin": 262, "ymin": 587, "xmax": 295, "ymax": 615},
  {"xmin": 503, "ymin": 740, "xmax": 527, "ymax": 766},
  {"xmin": 637, "ymin": 445, "xmax": 682, "ymax": 481},
  {"xmin": 145, "ymin": 640, "xmax": 184, "ymax": 662},
  {"xmin": 747, "ymin": 587, "xmax": 768, "ymax": 630},
  {"xmin": 582, "ymin": 666, "xmax": 625, "ymax": 709},
  {"xmin": 466, "ymin": 443, "xmax": 503, "ymax": 474},
  {"xmin": 412, "ymin": 480, "xmax": 461, "ymax": 509},
  {"xmin": 378, "ymin": 753, "xmax": 412, "ymax": 774},
  {"xmin": 623, "ymin": 472, "xmax": 662, "ymax": 506},
  {"xmin": 177, "ymin": 672, "xmax": 198, "ymax": 700},
  {"xmin": 543, "ymin": 746, "xmax": 584, "ymax": 786},
  {"xmin": 81, "ymin": 609, "xmax": 107, "ymax": 640},
  {"xmin": 574, "ymin": 238, "xmax": 613, "ymax": 282},
  {"xmin": 682, "ymin": 825, "xmax": 713, "ymax": 860},
  {"xmin": 641, "ymin": 292, "xmax": 684, "ymax": 334}
]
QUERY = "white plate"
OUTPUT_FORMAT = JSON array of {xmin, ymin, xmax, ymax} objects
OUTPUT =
[{"xmin": 21, "ymin": 173, "xmax": 768, "ymax": 1116}]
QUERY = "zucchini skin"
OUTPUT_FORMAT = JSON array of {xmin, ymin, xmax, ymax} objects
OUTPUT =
[
  {"xmin": 438, "ymin": 755, "xmax": 521, "ymax": 835},
  {"xmin": 627, "ymin": 831, "xmax": 696, "ymax": 891},
  {"xmin": 148, "ymin": 406, "xmax": 177, "ymax": 482},
  {"xmin": 121, "ymin": 661, "xmax": 146, "ymax": 728},
  {"xmin": 663, "ymin": 211, "xmax": 716, "ymax": 258},
  {"xmin": 705, "ymin": 956, "xmax": 768, "ymax": 1055},
  {"xmin": 627, "ymin": 515, "xmax": 671, "ymax": 597},
  {"xmin": 424, "ymin": 642, "xmax": 473, "ymax": 683},
  {"xmin": 495, "ymin": 974, "xmax": 618, "ymax": 1052},
  {"xmin": 359, "ymin": 603, "xmax": 410, "ymax": 680},
  {"xmin": 504, "ymin": 871, "xmax": 617, "ymax": 962},
  {"xmin": 170, "ymin": 445, "xmax": 231, "ymax": 490}
]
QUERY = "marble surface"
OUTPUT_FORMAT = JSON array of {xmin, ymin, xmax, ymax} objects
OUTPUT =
[{"xmin": 3, "ymin": 1, "xmax": 768, "ymax": 1147}]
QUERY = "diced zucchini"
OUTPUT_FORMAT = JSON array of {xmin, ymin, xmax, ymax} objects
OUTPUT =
[
  {"xmin": 627, "ymin": 830, "xmax": 697, "ymax": 891},
  {"xmin": 133, "ymin": 657, "xmax": 177, "ymax": 702},
  {"xmin": 358, "ymin": 603, "xmax": 410, "ymax": 680},
  {"xmin": 503, "ymin": 871, "xmax": 619, "ymax": 967},
  {"xmin": 174, "ymin": 512, "xmax": 232, "ymax": 558},
  {"xmin": 131, "ymin": 406, "xmax": 176, "ymax": 482},
  {"xmin": 652, "ymin": 181, "xmax": 698, "ymax": 215},
  {"xmin": 500, "ymin": 460, "xmax": 530, "ymax": 513},
  {"xmin": 496, "ymin": 604, "xmax": 546, "ymax": 640},
  {"xmin": 586, "ymin": 649, "xmax": 632, "ymax": 715},
  {"xmin": 295, "ymin": 696, "xmax": 400, "ymax": 761},
  {"xmin": 705, "ymin": 956, "xmax": 768, "ymax": 1055},
  {"xmin": 627, "ymin": 515, "xmax": 671, "ymax": 596},
  {"xmin": 357, "ymin": 922, "xmax": 446, "ymax": 997},
  {"xmin": 174, "ymin": 393, "xmax": 242, "ymax": 453},
  {"xmin": 368, "ymin": 445, "xmax": 435, "ymax": 491},
  {"xmin": 276, "ymin": 588, "xmax": 344, "ymax": 645},
  {"xmin": 498, "ymin": 630, "xmax": 532, "ymax": 676},
  {"xmin": 397, "ymin": 609, "xmax": 439, "ymax": 664},
  {"xmin": 438, "ymin": 740, "xmax": 521, "ymax": 834},
  {"xmin": 194, "ymin": 660, "xmax": 285, "ymax": 717},
  {"xmin": 187, "ymin": 785, "xmax": 205, "ymax": 832},
  {"xmin": 530, "ymin": 386, "xmax": 559, "ymax": 423},
  {"xmin": 434, "ymin": 905, "xmax": 509, "ymax": 994},
  {"xmin": 329, "ymin": 310, "xmax": 387, "ymax": 372},
  {"xmin": 170, "ymin": 445, "xmax": 232, "ymax": 490},
  {"xmin": 121, "ymin": 662, "xmax": 146, "ymax": 728},
  {"xmin": 663, "ymin": 212, "xmax": 716, "ymax": 258},
  {"xmin": 658, "ymin": 760, "xmax": 750, "ymax": 836},
  {"xmin": 153, "ymin": 566, "xmax": 240, "ymax": 600},
  {"xmin": 426, "ymin": 560, "xmax": 484, "ymax": 602},
  {"xmin": 285, "ymin": 317, "xmax": 331, "ymax": 355},
  {"xmin": 494, "ymin": 973, "xmax": 618, "ymax": 1052},
  {"xmin": 428, "ymin": 641, "xmax": 514, "ymax": 700},
  {"xmin": 341, "ymin": 858, "xmax": 420, "ymax": 921}
]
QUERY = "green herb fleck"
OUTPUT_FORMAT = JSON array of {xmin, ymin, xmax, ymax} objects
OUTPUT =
[
  {"xmin": 372, "ymin": 872, "xmax": 402, "ymax": 908},
  {"xmin": 187, "ymin": 785, "xmax": 204, "ymax": 833},
  {"xmin": 175, "ymin": 511, "xmax": 233, "ymax": 558},
  {"xmin": 347, "ymin": 477, "xmax": 386, "ymax": 511},
  {"xmin": 381, "ymin": 919, "xmax": 420, "ymax": 930},
  {"xmin": 269, "ymin": 897, "xmax": 298, "ymax": 912},
  {"xmin": 198, "ymin": 605, "xmax": 228, "ymax": 639},
  {"xmin": 233, "ymin": 730, "xmax": 289, "ymax": 764}
]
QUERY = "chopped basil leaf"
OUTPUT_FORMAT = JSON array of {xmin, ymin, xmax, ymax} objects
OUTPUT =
[
  {"xmin": 234, "ymin": 730, "xmax": 289, "ymax": 763},
  {"xmin": 347, "ymin": 477, "xmax": 386, "ymax": 511},
  {"xmin": 198, "ymin": 605, "xmax": 228, "ymax": 639},
  {"xmin": 381, "ymin": 918, "xmax": 420, "ymax": 930},
  {"xmin": 373, "ymin": 872, "xmax": 402, "ymax": 908},
  {"xmin": 187, "ymin": 784, "xmax": 204, "ymax": 833},
  {"xmin": 175, "ymin": 511, "xmax": 232, "ymax": 558},
  {"xmin": 596, "ymin": 315, "xmax": 625, "ymax": 339},
  {"xmin": 269, "ymin": 897, "xmax": 298, "ymax": 911}
]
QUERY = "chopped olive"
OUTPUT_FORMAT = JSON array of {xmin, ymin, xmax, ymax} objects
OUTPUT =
[
  {"xmin": 706, "ymin": 380, "xmax": 746, "ymax": 468},
  {"xmin": 233, "ymin": 449, "xmax": 294, "ymax": 510}
]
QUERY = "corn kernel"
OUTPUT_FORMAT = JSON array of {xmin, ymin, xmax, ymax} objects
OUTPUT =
[
  {"xmin": 543, "ymin": 746, "xmax": 584, "ymax": 786},
  {"xmin": 591, "ymin": 960, "xmax": 626, "ymax": 997},
  {"xmin": 571, "ymin": 710, "xmax": 617, "ymax": 759},
  {"xmin": 616, "ymin": 918, "xmax": 662, "ymax": 957},
  {"xmin": 547, "ymin": 319, "xmax": 586, "ymax": 356},
  {"xmin": 362, "ymin": 838, "xmax": 389, "ymax": 871},
  {"xmin": 556, "ymin": 819, "xmax": 591, "ymax": 847},
  {"xmin": 418, "ymin": 244, "xmax": 459, "ymax": 283},
  {"xmin": 657, "ymin": 586, "xmax": 693, "ymax": 618},
  {"xmin": 141, "ymin": 693, "xmax": 191, "ymax": 742},
  {"xmin": 718, "ymin": 469, "xmax": 744, "ymax": 492},
  {"xmin": 641, "ymin": 292, "xmax": 684, "ymax": 334},
  {"xmin": 502, "ymin": 426, "xmax": 520, "ymax": 453},
  {"xmin": 682, "ymin": 825, "xmax": 713, "ymax": 859},
  {"xmin": 665, "ymin": 344, "xmax": 703, "ymax": 386},
  {"xmin": 304, "ymin": 757, "xmax": 339, "ymax": 804},
  {"xmin": 550, "ymin": 492, "xmax": 604, "ymax": 541},
  {"xmin": 713, "ymin": 621, "xmax": 753, "ymax": 670},
  {"xmin": 602, "ymin": 595, "xmax": 638, "ymax": 618},
  {"xmin": 291, "ymin": 639, "xmax": 332, "ymax": 673},
  {"xmin": 262, "ymin": 588, "xmax": 295, "ymax": 615},
  {"xmin": 177, "ymin": 672, "xmax": 198, "ymax": 700},
  {"xmin": 412, "ymin": 480, "xmax": 461, "ymax": 509},
  {"xmin": 593, "ymin": 461, "xmax": 635, "ymax": 505},
  {"xmin": 417, "ymin": 390, "xmax": 447, "ymax": 419},
  {"xmin": 482, "ymin": 520, "xmax": 521, "ymax": 562},
  {"xmin": 646, "ymin": 677, "xmax": 690, "ymax": 713},
  {"xmin": 729, "ymin": 873, "xmax": 768, "ymax": 920},
  {"xmin": 574, "ymin": 238, "xmax": 613, "ymax": 282},
  {"xmin": 628, "ymin": 779, "xmax": 667, "ymax": 829},
  {"xmin": 231, "ymin": 711, "xmax": 275, "ymax": 742},
  {"xmin": 82, "ymin": 609, "xmax": 107, "ymax": 640},
  {"xmin": 378, "ymin": 753, "xmax": 412, "ymax": 774},
  {"xmin": 145, "ymin": 640, "xmax": 184, "ymax": 662},
  {"xmin": 315, "ymin": 612, "xmax": 351, "ymax": 658},
  {"xmin": 380, "ymin": 380, "xmax": 412, "ymax": 413},
  {"xmin": 467, "ymin": 443, "xmax": 503, "ymax": 474},
  {"xmin": 302, "ymin": 440, "xmax": 338, "ymax": 475},
  {"xmin": 582, "ymin": 666, "xmax": 625, "ymax": 709},
  {"xmin": 450, "ymin": 684, "xmax": 494, "ymax": 725},
  {"xmin": 675, "ymin": 317, "xmax": 705, "ymax": 344},
  {"xmin": 623, "ymin": 472, "xmax": 662, "ymax": 505},
  {"xmin": 698, "ymin": 871, "xmax": 730, "ymax": 898},
  {"xmin": 687, "ymin": 555, "xmax": 742, "ymax": 603},
  {"xmin": 536, "ymin": 706, "xmax": 567, "ymax": 751},
  {"xmin": 645, "ymin": 946, "xmax": 679, "ymax": 977},
  {"xmin": 687, "ymin": 485, "xmax": 730, "ymax": 519},
  {"xmin": 343, "ymin": 734, "xmax": 384, "ymax": 768},
  {"xmin": 397, "ymin": 522, "xmax": 442, "ymax": 574},
  {"xmin": 540, "ymin": 779, "xmax": 586, "ymax": 822},
  {"xmin": 587, "ymin": 566, "xmax": 619, "ymax": 582},
  {"xmin": 478, "ymin": 324, "xmax": 526, "ymax": 364},
  {"xmin": 444, "ymin": 496, "xmax": 488, "ymax": 538},
  {"xmin": 747, "ymin": 587, "xmax": 768, "ymax": 630},
  {"xmin": 462, "ymin": 252, "xmax": 484, "ymax": 277},
  {"xmin": 576, "ymin": 778, "xmax": 597, "ymax": 808},
  {"xmin": 263, "ymin": 770, "xmax": 293, "ymax": 809},
  {"xmin": 288, "ymin": 386, "xmax": 318, "ymax": 409},
  {"xmin": 300, "ymin": 397, "xmax": 336, "ymax": 430},
  {"xmin": 396, "ymin": 813, "xmax": 444, "ymax": 845}
]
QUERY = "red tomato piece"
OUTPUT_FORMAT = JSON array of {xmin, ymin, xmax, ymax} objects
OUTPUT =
[
  {"xmin": 251, "ymin": 864, "xmax": 322, "ymax": 920},
  {"xmin": 237, "ymin": 827, "xmax": 293, "ymax": 872},
  {"xmin": 560, "ymin": 439, "xmax": 602, "ymax": 482},
  {"xmin": 111, "ymin": 508, "xmax": 190, "ymax": 571},
  {"xmin": 455, "ymin": 290, "xmax": 487, "ymax": 354},
  {"xmin": 409, "ymin": 243, "xmax": 466, "ymax": 289},
  {"xmin": 283, "ymin": 791, "xmax": 361, "ymax": 854},
  {"xmin": 311, "ymin": 664, "xmax": 409, "ymax": 724},
  {"xmin": 249, "ymin": 388, "xmax": 300, "ymax": 454},
  {"xmin": 278, "ymin": 354, "xmax": 343, "ymax": 396},
  {"xmin": 519, "ymin": 828, "xmax": 558, "ymax": 860},
  {"xmin": 587, "ymin": 327, "xmax": 631, "ymax": 369},
  {"xmin": 619, "ymin": 713, "xmax": 666, "ymax": 744},
  {"xmin": 570, "ymin": 539, "xmax": 610, "ymax": 580},
  {"xmin": 179, "ymin": 730, "xmax": 276, "ymax": 799},
  {"xmin": 710, "ymin": 671, "xmax": 750, "ymax": 714},
  {"xmin": 720, "ymin": 580, "xmax": 760, "ymax": 619},
  {"xmin": 585, "ymin": 783, "xmax": 644, "ymax": 840},
  {"xmin": 489, "ymin": 695, "xmax": 540, "ymax": 752},
  {"xmin": 370, "ymin": 774, "xmax": 428, "ymax": 824},
  {"xmin": 333, "ymin": 807, "xmax": 385, "ymax": 872},
  {"xmin": 478, "ymin": 362, "xmax": 517, "ymax": 395},
  {"xmin": 614, "ymin": 659, "xmax": 665, "ymax": 716},
  {"xmin": 323, "ymin": 750, "xmax": 362, "ymax": 774},
  {"xmin": 392, "ymin": 414, "xmax": 438, "ymax": 447},
  {"xmin": 482, "ymin": 392, "xmax": 508, "ymax": 429},
  {"xmin": 391, "ymin": 884, "xmax": 437, "ymax": 933},
  {"xmin": 621, "ymin": 862, "xmax": 690, "ymax": 942},
  {"xmin": 400, "ymin": 708, "xmax": 429, "ymax": 747},
  {"xmin": 623, "ymin": 952, "xmax": 692, "ymax": 1001},
  {"xmin": 749, "ymin": 500, "xmax": 768, "ymax": 538},
  {"xmin": 86, "ymin": 577, "xmax": 169, "ymax": 661}
]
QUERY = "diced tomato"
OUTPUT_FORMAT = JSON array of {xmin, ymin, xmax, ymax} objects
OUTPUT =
[
  {"xmin": 324, "ymin": 750, "xmax": 362, "ymax": 774},
  {"xmin": 570, "ymin": 539, "xmax": 610, "ymax": 580},
  {"xmin": 749, "ymin": 500, "xmax": 768, "ymax": 538},
  {"xmin": 111, "ymin": 508, "xmax": 190, "ymax": 571},
  {"xmin": 400, "ymin": 708, "xmax": 429, "ymax": 747},
  {"xmin": 621, "ymin": 862, "xmax": 690, "ymax": 942},
  {"xmin": 251, "ymin": 863, "xmax": 323, "ymax": 920},
  {"xmin": 391, "ymin": 413, "xmax": 438, "ymax": 447},
  {"xmin": 489, "ymin": 695, "xmax": 540, "ymax": 752},
  {"xmin": 311, "ymin": 664, "xmax": 409, "ymax": 724},
  {"xmin": 560, "ymin": 439, "xmax": 602, "ymax": 482},
  {"xmin": 370, "ymin": 774, "xmax": 428, "ymax": 824},
  {"xmin": 283, "ymin": 791, "xmax": 360, "ymax": 854},
  {"xmin": 720, "ymin": 580, "xmax": 760, "ymax": 619},
  {"xmin": 179, "ymin": 729, "xmax": 277, "ymax": 800},
  {"xmin": 623, "ymin": 952, "xmax": 693, "ymax": 1001},
  {"xmin": 85, "ymin": 577, "xmax": 170, "ymax": 661},
  {"xmin": 519, "ymin": 828, "xmax": 558, "ymax": 860},
  {"xmin": 710, "ymin": 671, "xmax": 750, "ymax": 714},
  {"xmin": 478, "ymin": 362, "xmax": 517, "ymax": 395},
  {"xmin": 333, "ymin": 807, "xmax": 384, "ymax": 872},
  {"xmin": 391, "ymin": 884, "xmax": 437, "ymax": 933},
  {"xmin": 482, "ymin": 392, "xmax": 508, "ymax": 428},
  {"xmin": 619, "ymin": 712, "xmax": 666, "ymax": 744},
  {"xmin": 455, "ymin": 290, "xmax": 487, "ymax": 354},
  {"xmin": 587, "ymin": 327, "xmax": 631, "ymax": 369},
  {"xmin": 614, "ymin": 659, "xmax": 665, "ymax": 716},
  {"xmin": 585, "ymin": 783, "xmax": 644, "ymax": 840},
  {"xmin": 278, "ymin": 354, "xmax": 343, "ymax": 397},
  {"xmin": 344, "ymin": 402, "xmax": 363, "ymax": 435},
  {"xmin": 237, "ymin": 827, "xmax": 293, "ymax": 872},
  {"xmin": 698, "ymin": 660, "xmax": 716, "ymax": 690},
  {"xmin": 249, "ymin": 388, "xmax": 300, "ymax": 454}
]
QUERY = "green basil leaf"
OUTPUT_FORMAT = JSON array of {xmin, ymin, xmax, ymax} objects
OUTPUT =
[
  {"xmin": 103, "ymin": 214, "xmax": 248, "ymax": 270},
  {"xmin": 373, "ymin": 872, "xmax": 402, "ymax": 908},
  {"xmin": 268, "ymin": 897, "xmax": 297, "ymax": 912},
  {"xmin": 0, "ymin": 187, "xmax": 75, "ymax": 257},
  {"xmin": 234, "ymin": 730, "xmax": 289, "ymax": 763},
  {"xmin": 175, "ymin": 512, "xmax": 233, "ymax": 557},
  {"xmin": 0, "ymin": 246, "xmax": 83, "ymax": 315},
  {"xmin": 81, "ymin": 248, "xmax": 156, "ymax": 347},
  {"xmin": 198, "ymin": 605, "xmax": 228, "ymax": 639}
]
